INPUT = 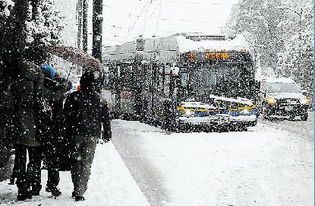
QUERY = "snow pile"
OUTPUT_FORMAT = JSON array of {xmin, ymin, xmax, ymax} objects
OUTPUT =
[
  {"xmin": 255, "ymin": 67, "xmax": 277, "ymax": 81},
  {"xmin": 179, "ymin": 102, "xmax": 216, "ymax": 109},
  {"xmin": 176, "ymin": 34, "xmax": 250, "ymax": 53},
  {"xmin": 264, "ymin": 77, "xmax": 295, "ymax": 84},
  {"xmin": 209, "ymin": 94, "xmax": 253, "ymax": 105},
  {"xmin": 0, "ymin": 143, "xmax": 150, "ymax": 206}
]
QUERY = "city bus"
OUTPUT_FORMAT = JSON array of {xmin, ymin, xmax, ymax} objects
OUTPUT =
[{"xmin": 103, "ymin": 33, "xmax": 258, "ymax": 131}]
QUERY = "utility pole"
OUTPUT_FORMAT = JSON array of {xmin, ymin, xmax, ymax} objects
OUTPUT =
[
  {"xmin": 82, "ymin": 0, "xmax": 88, "ymax": 52},
  {"xmin": 77, "ymin": 0, "xmax": 83, "ymax": 49},
  {"xmin": 92, "ymin": 0, "xmax": 103, "ymax": 62}
]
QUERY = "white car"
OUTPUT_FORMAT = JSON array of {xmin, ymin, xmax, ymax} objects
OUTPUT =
[{"xmin": 259, "ymin": 78, "xmax": 310, "ymax": 121}]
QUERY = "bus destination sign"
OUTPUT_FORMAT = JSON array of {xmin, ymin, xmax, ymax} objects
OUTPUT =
[{"xmin": 185, "ymin": 51, "xmax": 230, "ymax": 62}]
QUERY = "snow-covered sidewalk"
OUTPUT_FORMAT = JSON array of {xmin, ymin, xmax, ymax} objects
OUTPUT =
[{"xmin": 0, "ymin": 142, "xmax": 150, "ymax": 206}]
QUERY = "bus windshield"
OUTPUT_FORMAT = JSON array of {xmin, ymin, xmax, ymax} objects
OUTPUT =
[
  {"xmin": 267, "ymin": 82, "xmax": 300, "ymax": 93},
  {"xmin": 183, "ymin": 62, "xmax": 255, "ymax": 100}
]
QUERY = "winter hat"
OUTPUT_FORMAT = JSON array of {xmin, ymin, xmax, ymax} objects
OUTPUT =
[
  {"xmin": 40, "ymin": 64, "xmax": 56, "ymax": 79},
  {"xmin": 80, "ymin": 72, "xmax": 95, "ymax": 89}
]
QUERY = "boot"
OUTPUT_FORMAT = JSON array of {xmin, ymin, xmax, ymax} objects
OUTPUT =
[
  {"xmin": 8, "ymin": 177, "xmax": 15, "ymax": 185},
  {"xmin": 46, "ymin": 186, "xmax": 61, "ymax": 197},
  {"xmin": 32, "ymin": 184, "xmax": 42, "ymax": 196},
  {"xmin": 75, "ymin": 196, "xmax": 85, "ymax": 201},
  {"xmin": 51, "ymin": 187, "xmax": 62, "ymax": 197},
  {"xmin": 17, "ymin": 183, "xmax": 32, "ymax": 201}
]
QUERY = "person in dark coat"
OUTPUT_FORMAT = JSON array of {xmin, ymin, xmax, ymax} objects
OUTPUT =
[
  {"xmin": 64, "ymin": 71, "xmax": 111, "ymax": 201},
  {"xmin": 10, "ymin": 60, "xmax": 44, "ymax": 200},
  {"xmin": 40, "ymin": 65, "xmax": 72, "ymax": 197},
  {"xmin": 0, "ymin": 64, "xmax": 14, "ymax": 170}
]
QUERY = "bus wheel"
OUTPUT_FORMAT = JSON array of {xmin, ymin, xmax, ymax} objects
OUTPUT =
[
  {"xmin": 289, "ymin": 114, "xmax": 296, "ymax": 121},
  {"xmin": 262, "ymin": 103, "xmax": 271, "ymax": 120}
]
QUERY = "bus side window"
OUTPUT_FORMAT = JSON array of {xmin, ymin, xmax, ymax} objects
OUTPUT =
[
  {"xmin": 144, "ymin": 64, "xmax": 151, "ymax": 92},
  {"xmin": 116, "ymin": 65, "xmax": 120, "ymax": 77},
  {"xmin": 181, "ymin": 72, "xmax": 188, "ymax": 88},
  {"xmin": 157, "ymin": 65, "xmax": 164, "ymax": 93},
  {"xmin": 164, "ymin": 64, "xmax": 171, "ymax": 97},
  {"xmin": 103, "ymin": 66, "xmax": 110, "ymax": 89}
]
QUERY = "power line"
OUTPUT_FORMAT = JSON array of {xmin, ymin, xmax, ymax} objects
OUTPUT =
[
  {"xmin": 160, "ymin": 18, "xmax": 225, "ymax": 24},
  {"xmin": 103, "ymin": 3, "xmax": 141, "ymax": 18},
  {"xmin": 162, "ymin": 0, "xmax": 223, "ymax": 6},
  {"xmin": 124, "ymin": 0, "xmax": 152, "ymax": 40},
  {"xmin": 121, "ymin": 0, "xmax": 144, "ymax": 35},
  {"xmin": 141, "ymin": 0, "xmax": 161, "ymax": 35},
  {"xmin": 103, "ymin": 23, "xmax": 124, "ymax": 29},
  {"xmin": 103, "ymin": 0, "xmax": 229, "ymax": 43}
]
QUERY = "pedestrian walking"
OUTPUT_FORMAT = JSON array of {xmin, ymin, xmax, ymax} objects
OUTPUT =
[
  {"xmin": 10, "ymin": 60, "xmax": 45, "ymax": 200},
  {"xmin": 40, "ymin": 64, "xmax": 72, "ymax": 197},
  {"xmin": 64, "ymin": 71, "xmax": 111, "ymax": 201},
  {"xmin": 0, "ymin": 65, "xmax": 14, "ymax": 173}
]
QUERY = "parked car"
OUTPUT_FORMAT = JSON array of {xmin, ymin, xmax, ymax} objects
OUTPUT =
[{"xmin": 258, "ymin": 78, "xmax": 310, "ymax": 121}]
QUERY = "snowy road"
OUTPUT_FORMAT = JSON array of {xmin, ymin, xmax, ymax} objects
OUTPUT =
[
  {"xmin": 112, "ymin": 114, "xmax": 314, "ymax": 206},
  {"xmin": 259, "ymin": 112, "xmax": 314, "ymax": 143}
]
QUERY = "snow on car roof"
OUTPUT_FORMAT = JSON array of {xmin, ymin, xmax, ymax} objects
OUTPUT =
[
  {"xmin": 209, "ymin": 95, "xmax": 253, "ymax": 106},
  {"xmin": 180, "ymin": 102, "xmax": 216, "ymax": 109},
  {"xmin": 176, "ymin": 34, "xmax": 250, "ymax": 53},
  {"xmin": 264, "ymin": 77, "xmax": 295, "ymax": 83}
]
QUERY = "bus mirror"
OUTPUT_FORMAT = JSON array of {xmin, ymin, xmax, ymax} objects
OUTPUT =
[
  {"xmin": 103, "ymin": 66, "xmax": 109, "ymax": 73},
  {"xmin": 255, "ymin": 81, "xmax": 260, "ymax": 92},
  {"xmin": 180, "ymin": 72, "xmax": 188, "ymax": 88},
  {"xmin": 170, "ymin": 66, "xmax": 180, "ymax": 77},
  {"xmin": 301, "ymin": 90, "xmax": 308, "ymax": 96},
  {"xmin": 165, "ymin": 64, "xmax": 171, "ymax": 75}
]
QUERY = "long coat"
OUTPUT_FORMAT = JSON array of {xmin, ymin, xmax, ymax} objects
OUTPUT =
[
  {"xmin": 10, "ymin": 61, "xmax": 44, "ymax": 147},
  {"xmin": 41, "ymin": 76, "xmax": 72, "ymax": 162},
  {"xmin": 0, "ymin": 72, "xmax": 14, "ymax": 167},
  {"xmin": 64, "ymin": 88, "xmax": 111, "ymax": 141}
]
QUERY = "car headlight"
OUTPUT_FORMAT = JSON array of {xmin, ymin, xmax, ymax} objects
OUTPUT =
[
  {"xmin": 266, "ymin": 98, "xmax": 277, "ymax": 105},
  {"xmin": 300, "ymin": 97, "xmax": 310, "ymax": 105}
]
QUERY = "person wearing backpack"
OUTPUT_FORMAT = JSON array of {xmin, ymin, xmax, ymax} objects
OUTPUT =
[
  {"xmin": 40, "ymin": 64, "xmax": 72, "ymax": 197},
  {"xmin": 64, "ymin": 71, "xmax": 111, "ymax": 201}
]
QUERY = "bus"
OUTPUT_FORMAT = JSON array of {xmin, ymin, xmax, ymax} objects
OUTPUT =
[{"xmin": 103, "ymin": 33, "xmax": 258, "ymax": 131}]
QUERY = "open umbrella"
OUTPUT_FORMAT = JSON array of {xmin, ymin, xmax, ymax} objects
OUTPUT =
[{"xmin": 47, "ymin": 45, "xmax": 101, "ymax": 71}]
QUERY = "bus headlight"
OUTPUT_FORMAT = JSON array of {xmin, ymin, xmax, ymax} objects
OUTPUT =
[
  {"xmin": 300, "ymin": 97, "xmax": 310, "ymax": 105},
  {"xmin": 266, "ymin": 98, "xmax": 277, "ymax": 105},
  {"xmin": 242, "ymin": 109, "xmax": 250, "ymax": 114},
  {"xmin": 184, "ymin": 110, "xmax": 194, "ymax": 117}
]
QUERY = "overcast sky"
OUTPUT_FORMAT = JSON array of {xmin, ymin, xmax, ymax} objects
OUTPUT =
[
  {"xmin": 55, "ymin": 0, "xmax": 239, "ymax": 47},
  {"xmin": 103, "ymin": 0, "xmax": 239, "ymax": 45}
]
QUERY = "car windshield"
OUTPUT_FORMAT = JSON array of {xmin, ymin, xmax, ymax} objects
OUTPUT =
[{"xmin": 267, "ymin": 82, "xmax": 300, "ymax": 93}]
